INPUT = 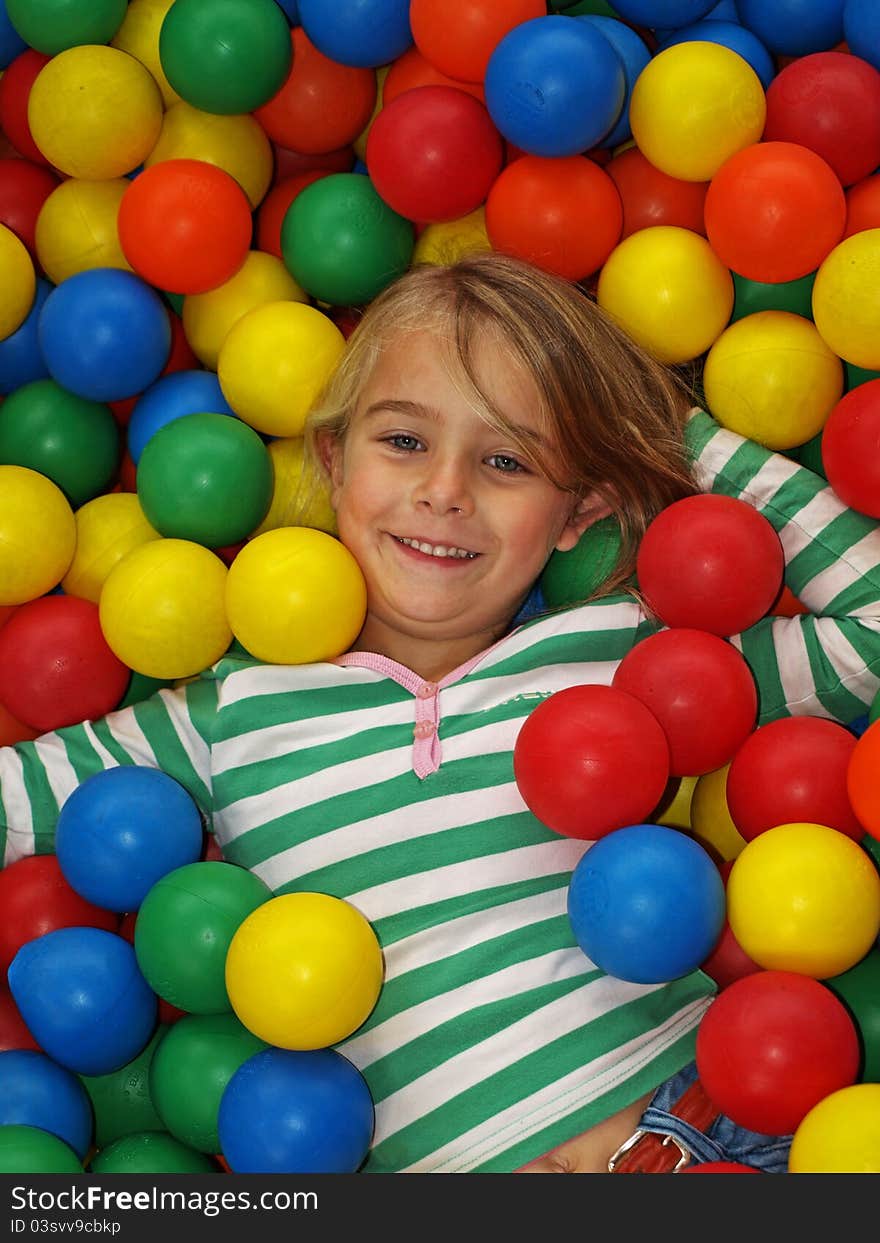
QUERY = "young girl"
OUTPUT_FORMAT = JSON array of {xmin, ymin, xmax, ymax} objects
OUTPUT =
[{"xmin": 2, "ymin": 253, "xmax": 879, "ymax": 1174}]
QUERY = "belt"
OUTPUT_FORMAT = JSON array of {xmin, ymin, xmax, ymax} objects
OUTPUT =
[{"xmin": 607, "ymin": 1079, "xmax": 720, "ymax": 1173}]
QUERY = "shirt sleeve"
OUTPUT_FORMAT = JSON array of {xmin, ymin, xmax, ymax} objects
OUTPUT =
[
  {"xmin": 685, "ymin": 408, "xmax": 880, "ymax": 724},
  {"xmin": 0, "ymin": 669, "xmax": 221, "ymax": 868}
]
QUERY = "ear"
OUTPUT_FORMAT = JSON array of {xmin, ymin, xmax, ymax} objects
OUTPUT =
[
  {"xmin": 316, "ymin": 429, "xmax": 345, "ymax": 501},
  {"xmin": 554, "ymin": 490, "xmax": 614, "ymax": 553}
]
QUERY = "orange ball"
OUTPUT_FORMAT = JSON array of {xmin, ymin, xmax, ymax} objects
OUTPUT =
[
  {"xmin": 844, "ymin": 173, "xmax": 880, "ymax": 239},
  {"xmin": 409, "ymin": 0, "xmax": 546, "ymax": 84},
  {"xmin": 382, "ymin": 46, "xmax": 485, "ymax": 105},
  {"xmin": 606, "ymin": 146, "xmax": 708, "ymax": 240},
  {"xmin": 848, "ymin": 718, "xmax": 880, "ymax": 840}
]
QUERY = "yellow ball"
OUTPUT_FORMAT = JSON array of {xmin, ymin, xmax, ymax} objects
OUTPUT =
[
  {"xmin": 35, "ymin": 179, "xmax": 133, "ymax": 285},
  {"xmin": 144, "ymin": 101, "xmax": 273, "ymax": 210},
  {"xmin": 629, "ymin": 42, "xmax": 766, "ymax": 182},
  {"xmin": 812, "ymin": 229, "xmax": 880, "ymax": 371},
  {"xmin": 689, "ymin": 764, "xmax": 748, "ymax": 863},
  {"xmin": 251, "ymin": 437, "xmax": 337, "ymax": 539},
  {"xmin": 28, "ymin": 44, "xmax": 163, "ymax": 180},
  {"xmin": 99, "ymin": 538, "xmax": 232, "ymax": 680},
  {"xmin": 353, "ymin": 66, "xmax": 387, "ymax": 162},
  {"xmin": 225, "ymin": 892, "xmax": 384, "ymax": 1049},
  {"xmin": 653, "ymin": 775, "xmax": 697, "ymax": 832},
  {"xmin": 413, "ymin": 207, "xmax": 492, "ymax": 267},
  {"xmin": 0, "ymin": 465, "xmax": 76, "ymax": 605},
  {"xmin": 182, "ymin": 252, "xmax": 308, "ymax": 371},
  {"xmin": 789, "ymin": 1084, "xmax": 880, "ymax": 1173},
  {"xmin": 225, "ymin": 527, "xmax": 366, "ymax": 664},
  {"xmin": 727, "ymin": 822, "xmax": 880, "ymax": 978},
  {"xmin": 111, "ymin": 0, "xmax": 181, "ymax": 108},
  {"xmin": 0, "ymin": 223, "xmax": 35, "ymax": 341},
  {"xmin": 597, "ymin": 225, "xmax": 734, "ymax": 364},
  {"xmin": 62, "ymin": 492, "xmax": 161, "ymax": 604},
  {"xmin": 703, "ymin": 310, "xmax": 843, "ymax": 450},
  {"xmin": 217, "ymin": 301, "xmax": 346, "ymax": 438}
]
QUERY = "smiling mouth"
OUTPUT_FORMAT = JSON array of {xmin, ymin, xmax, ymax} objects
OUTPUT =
[{"xmin": 391, "ymin": 535, "xmax": 479, "ymax": 560}]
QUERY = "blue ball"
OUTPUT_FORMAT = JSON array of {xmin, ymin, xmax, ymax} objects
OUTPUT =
[
  {"xmin": 0, "ymin": 1050, "xmax": 93, "ymax": 1158},
  {"xmin": 578, "ymin": 17, "xmax": 652, "ymax": 148},
  {"xmin": 485, "ymin": 16, "xmax": 626, "ymax": 157},
  {"xmin": 8, "ymin": 928, "xmax": 157, "ymax": 1077},
  {"xmin": 610, "ymin": 0, "xmax": 717, "ymax": 26},
  {"xmin": 274, "ymin": 0, "xmax": 298, "ymax": 22},
  {"xmin": 736, "ymin": 0, "xmax": 845, "ymax": 57},
  {"xmin": 218, "ymin": 1048, "xmax": 374, "ymax": 1174},
  {"xmin": 127, "ymin": 369, "xmax": 237, "ymax": 464},
  {"xmin": 0, "ymin": 278, "xmax": 52, "ymax": 396},
  {"xmin": 55, "ymin": 766, "xmax": 204, "ymax": 913},
  {"xmin": 567, "ymin": 824, "xmax": 725, "ymax": 985},
  {"xmin": 38, "ymin": 268, "xmax": 171, "ymax": 403},
  {"xmin": 0, "ymin": 1, "xmax": 26, "ymax": 69},
  {"xmin": 657, "ymin": 19, "xmax": 776, "ymax": 88},
  {"xmin": 844, "ymin": 0, "xmax": 880, "ymax": 72},
  {"xmin": 298, "ymin": 0, "xmax": 411, "ymax": 68}
]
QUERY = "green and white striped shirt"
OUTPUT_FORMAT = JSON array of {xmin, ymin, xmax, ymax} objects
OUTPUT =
[{"xmin": 3, "ymin": 410, "xmax": 880, "ymax": 1172}]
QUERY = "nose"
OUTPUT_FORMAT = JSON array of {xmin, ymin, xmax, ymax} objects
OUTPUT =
[{"xmin": 413, "ymin": 453, "xmax": 475, "ymax": 517}]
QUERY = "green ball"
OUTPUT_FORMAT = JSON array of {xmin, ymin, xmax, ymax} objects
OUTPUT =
[
  {"xmin": 134, "ymin": 862, "xmax": 272, "ymax": 1014},
  {"xmin": 861, "ymin": 833, "xmax": 880, "ymax": 874},
  {"xmin": 116, "ymin": 670, "xmax": 175, "ymax": 710},
  {"xmin": 159, "ymin": 0, "xmax": 292, "ymax": 115},
  {"xmin": 825, "ymin": 947, "xmax": 880, "ymax": 1083},
  {"xmin": 80, "ymin": 1026, "xmax": 168, "ymax": 1150},
  {"xmin": 845, "ymin": 360, "xmax": 880, "ymax": 392},
  {"xmin": 136, "ymin": 412, "xmax": 273, "ymax": 547},
  {"xmin": 0, "ymin": 379, "xmax": 119, "ymax": 507},
  {"xmin": 90, "ymin": 1130, "xmax": 218, "ymax": 1174},
  {"xmin": 6, "ymin": 0, "xmax": 127, "ymax": 55},
  {"xmin": 282, "ymin": 173, "xmax": 414, "ymax": 307},
  {"xmin": 149, "ymin": 1013, "xmax": 266, "ymax": 1153},
  {"xmin": 0, "ymin": 1125, "xmax": 83, "ymax": 1173},
  {"xmin": 731, "ymin": 271, "xmax": 816, "ymax": 323},
  {"xmin": 540, "ymin": 515, "xmax": 623, "ymax": 608}
]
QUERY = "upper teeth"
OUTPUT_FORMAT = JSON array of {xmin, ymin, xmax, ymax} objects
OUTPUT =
[{"xmin": 396, "ymin": 537, "xmax": 477, "ymax": 559}]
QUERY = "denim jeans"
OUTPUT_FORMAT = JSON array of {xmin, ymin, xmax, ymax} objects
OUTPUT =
[{"xmin": 638, "ymin": 1061, "xmax": 792, "ymax": 1173}]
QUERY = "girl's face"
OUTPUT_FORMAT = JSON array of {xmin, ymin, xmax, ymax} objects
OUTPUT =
[{"xmin": 323, "ymin": 329, "xmax": 608, "ymax": 674}]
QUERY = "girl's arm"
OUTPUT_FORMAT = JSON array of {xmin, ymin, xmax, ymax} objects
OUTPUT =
[
  {"xmin": 684, "ymin": 409, "xmax": 880, "ymax": 724},
  {"xmin": 0, "ymin": 672, "xmax": 221, "ymax": 868}
]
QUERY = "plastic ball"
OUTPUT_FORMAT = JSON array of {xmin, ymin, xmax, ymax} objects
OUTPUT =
[
  {"xmin": 251, "ymin": 436, "xmax": 337, "ymax": 538},
  {"xmin": 34, "ymin": 177, "xmax": 132, "ymax": 285},
  {"xmin": 128, "ymin": 369, "xmax": 237, "ymax": 465},
  {"xmin": 730, "ymin": 270, "xmax": 816, "ymax": 322},
  {"xmin": 696, "ymin": 970, "xmax": 860, "ymax": 1135},
  {"xmin": 0, "ymin": 985, "xmax": 40, "ymax": 1053},
  {"xmin": 0, "ymin": 1125, "xmax": 83, "ymax": 1173},
  {"xmin": 658, "ymin": 19, "xmax": 775, "ymax": 90},
  {"xmin": 281, "ymin": 172, "xmax": 414, "ymax": 306},
  {"xmin": 700, "ymin": 892, "xmax": 763, "ymax": 994},
  {"xmin": 597, "ymin": 226, "xmax": 734, "ymax": 365},
  {"xmin": 0, "ymin": 156, "xmax": 58, "ymax": 258},
  {"xmin": 845, "ymin": 0, "xmax": 880, "ymax": 72},
  {"xmin": 726, "ymin": 717, "xmax": 863, "ymax": 842},
  {"xmin": 0, "ymin": 378, "xmax": 119, "ymax": 507},
  {"xmin": 611, "ymin": 0, "xmax": 717, "ymax": 21},
  {"xmin": 485, "ymin": 154, "xmax": 622, "ymax": 281},
  {"xmin": 111, "ymin": 0, "xmax": 181, "ymax": 108},
  {"xmin": 0, "ymin": 48, "xmax": 52, "ymax": 166},
  {"xmin": 0, "ymin": 1049, "xmax": 92, "ymax": 1157},
  {"xmin": 256, "ymin": 171, "xmax": 328, "ymax": 258},
  {"xmin": 411, "ymin": 207, "xmax": 491, "ymax": 268},
  {"xmin": 62, "ymin": 493, "xmax": 160, "ymax": 605},
  {"xmin": 219, "ymin": 1047, "xmax": 374, "ymax": 1174},
  {"xmin": 612, "ymin": 628, "xmax": 758, "ymax": 777},
  {"xmin": 821, "ymin": 378, "xmax": 880, "ymax": 517},
  {"xmin": 0, "ymin": 595, "xmax": 130, "ymax": 733},
  {"xmin": 0, "ymin": 276, "xmax": 50, "ymax": 395},
  {"xmin": 0, "ymin": 464, "xmax": 75, "ymax": 605},
  {"xmin": 703, "ymin": 310, "xmax": 843, "ymax": 450},
  {"xmin": 38, "ymin": 267, "xmax": 171, "ymax": 403},
  {"xmin": 629, "ymin": 42, "xmax": 766, "ymax": 183},
  {"xmin": 5, "ymin": 0, "xmax": 127, "ymax": 55},
  {"xmin": 8, "ymin": 927, "xmax": 157, "ymax": 1077},
  {"xmin": 847, "ymin": 717, "xmax": 880, "ymax": 838},
  {"xmin": 217, "ymin": 301, "xmax": 346, "ymax": 438},
  {"xmin": 689, "ymin": 765, "xmax": 748, "ymax": 862},
  {"xmin": 98, "ymin": 538, "xmax": 232, "ymax": 680},
  {"xmin": 298, "ymin": 0, "xmax": 413, "ymax": 69},
  {"xmin": 567, "ymin": 823, "xmax": 725, "ymax": 984},
  {"xmin": 844, "ymin": 174, "xmax": 880, "ymax": 238},
  {"xmin": 789, "ymin": 1083, "xmax": 880, "ymax": 1172},
  {"xmin": 578, "ymin": 16, "xmax": 651, "ymax": 150},
  {"xmin": 80, "ymin": 1025, "xmax": 167, "ymax": 1151},
  {"xmin": 90, "ymin": 1130, "xmax": 217, "ymax": 1174},
  {"xmin": 134, "ymin": 862, "xmax": 272, "ymax": 1015},
  {"xmin": 158, "ymin": 0, "xmax": 291, "ymax": 114},
  {"xmin": 0, "ymin": 220, "xmax": 34, "ymax": 341},
  {"xmin": 513, "ymin": 683, "xmax": 670, "ymax": 840},
  {"xmin": 27, "ymin": 44, "xmax": 163, "ymax": 179},
  {"xmin": 225, "ymin": 893, "xmax": 384, "ymax": 1049},
  {"xmin": 825, "ymin": 947, "xmax": 880, "ymax": 1085},
  {"xmin": 484, "ymin": 16, "xmax": 624, "ymax": 157},
  {"xmin": 727, "ymin": 822, "xmax": 880, "ymax": 977},
  {"xmin": 0, "ymin": 3, "xmax": 26, "ymax": 67},
  {"xmin": 605, "ymin": 146, "xmax": 708, "ymax": 240},
  {"xmin": 410, "ymin": 0, "xmax": 543, "ymax": 83},
  {"xmin": 382, "ymin": 45, "xmax": 485, "ymax": 107},
  {"xmin": 149, "ymin": 1012, "xmax": 266, "ymax": 1153},
  {"xmin": 812, "ymin": 229, "xmax": 880, "ymax": 370},
  {"xmin": 736, "ymin": 0, "xmax": 845, "ymax": 57}
]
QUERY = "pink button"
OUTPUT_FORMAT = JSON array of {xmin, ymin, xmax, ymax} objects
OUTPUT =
[
  {"xmin": 413, "ymin": 721, "xmax": 435, "ymax": 740},
  {"xmin": 416, "ymin": 681, "xmax": 438, "ymax": 699}
]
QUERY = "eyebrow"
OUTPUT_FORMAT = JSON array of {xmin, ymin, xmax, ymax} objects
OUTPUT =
[{"xmin": 361, "ymin": 399, "xmax": 551, "ymax": 450}]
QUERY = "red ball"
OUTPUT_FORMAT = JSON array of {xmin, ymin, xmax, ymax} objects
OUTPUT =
[
  {"xmin": 695, "ymin": 970, "xmax": 860, "ymax": 1135},
  {"xmin": 612, "ymin": 629, "xmax": 758, "ymax": 777},
  {"xmin": 0, "ymin": 157, "xmax": 58, "ymax": 257},
  {"xmin": 485, "ymin": 154, "xmax": 623, "ymax": 281},
  {"xmin": 704, "ymin": 141, "xmax": 846, "ymax": 283},
  {"xmin": 383, "ymin": 46, "xmax": 485, "ymax": 106},
  {"xmin": 821, "ymin": 379, "xmax": 880, "ymax": 519},
  {"xmin": 681, "ymin": 1162, "xmax": 761, "ymax": 1173},
  {"xmin": 726, "ymin": 716, "xmax": 863, "ymax": 842},
  {"xmin": 0, "ymin": 984, "xmax": 39, "ymax": 1053},
  {"xmin": 0, "ymin": 50, "xmax": 52, "ymax": 166},
  {"xmin": 0, "ymin": 855, "xmax": 118, "ymax": 978},
  {"xmin": 117, "ymin": 159, "xmax": 253, "ymax": 295},
  {"xmin": 366, "ymin": 85, "xmax": 504, "ymax": 223},
  {"xmin": 513, "ymin": 683, "xmax": 670, "ymax": 840},
  {"xmin": 763, "ymin": 52, "xmax": 880, "ymax": 188},
  {"xmin": 636, "ymin": 494, "xmax": 784, "ymax": 637},
  {"xmin": 700, "ymin": 919, "xmax": 763, "ymax": 993},
  {"xmin": 0, "ymin": 596, "xmax": 130, "ymax": 733},
  {"xmin": 844, "ymin": 173, "xmax": 880, "ymax": 238},
  {"xmin": 606, "ymin": 146, "xmax": 707, "ymax": 240},
  {"xmin": 256, "ymin": 171, "xmax": 327, "ymax": 258},
  {"xmin": 270, "ymin": 141, "xmax": 354, "ymax": 186},
  {"xmin": 410, "ymin": 0, "xmax": 546, "ymax": 84}
]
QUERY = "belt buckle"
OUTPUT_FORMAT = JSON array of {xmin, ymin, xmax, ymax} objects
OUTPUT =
[{"xmin": 607, "ymin": 1128, "xmax": 694, "ymax": 1174}]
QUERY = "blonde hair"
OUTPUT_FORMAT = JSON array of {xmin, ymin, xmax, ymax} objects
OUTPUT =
[{"xmin": 303, "ymin": 252, "xmax": 697, "ymax": 599}]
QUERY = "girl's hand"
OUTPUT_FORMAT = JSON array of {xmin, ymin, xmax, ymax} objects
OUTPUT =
[{"xmin": 517, "ymin": 1090, "xmax": 654, "ymax": 1174}]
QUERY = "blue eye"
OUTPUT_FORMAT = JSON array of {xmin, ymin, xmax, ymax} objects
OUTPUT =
[
  {"xmin": 385, "ymin": 434, "xmax": 422, "ymax": 451},
  {"xmin": 488, "ymin": 454, "xmax": 525, "ymax": 474}
]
